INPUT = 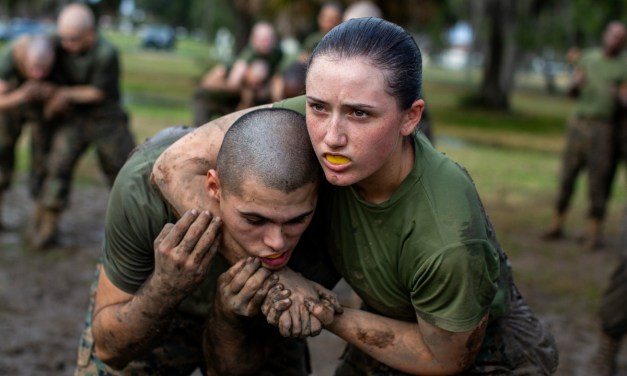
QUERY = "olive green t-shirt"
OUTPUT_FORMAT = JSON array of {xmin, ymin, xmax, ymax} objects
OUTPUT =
[
  {"xmin": 575, "ymin": 48, "xmax": 627, "ymax": 119},
  {"xmin": 54, "ymin": 35, "xmax": 121, "ymax": 109},
  {"xmin": 275, "ymin": 96, "xmax": 506, "ymax": 332},
  {"xmin": 232, "ymin": 44, "xmax": 284, "ymax": 76}
]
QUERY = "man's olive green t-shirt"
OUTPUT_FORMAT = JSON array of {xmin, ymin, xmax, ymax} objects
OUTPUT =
[
  {"xmin": 275, "ymin": 96, "xmax": 506, "ymax": 332},
  {"xmin": 575, "ymin": 48, "xmax": 627, "ymax": 119},
  {"xmin": 54, "ymin": 35, "xmax": 121, "ymax": 110}
]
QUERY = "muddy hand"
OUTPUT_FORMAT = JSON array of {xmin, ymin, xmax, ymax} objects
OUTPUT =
[
  {"xmin": 262, "ymin": 268, "xmax": 341, "ymax": 338},
  {"xmin": 215, "ymin": 257, "xmax": 279, "ymax": 318},
  {"xmin": 152, "ymin": 209, "xmax": 222, "ymax": 297}
]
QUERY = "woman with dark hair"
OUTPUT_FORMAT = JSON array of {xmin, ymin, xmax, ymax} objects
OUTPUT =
[{"xmin": 154, "ymin": 17, "xmax": 559, "ymax": 375}]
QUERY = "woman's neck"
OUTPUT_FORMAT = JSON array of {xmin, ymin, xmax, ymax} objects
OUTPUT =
[{"xmin": 353, "ymin": 136, "xmax": 415, "ymax": 204}]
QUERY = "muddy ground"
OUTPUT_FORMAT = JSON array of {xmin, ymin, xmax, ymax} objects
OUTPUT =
[{"xmin": 0, "ymin": 177, "xmax": 626, "ymax": 375}]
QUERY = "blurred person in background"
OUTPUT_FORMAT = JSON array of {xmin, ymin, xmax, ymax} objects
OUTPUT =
[
  {"xmin": 30, "ymin": 3, "xmax": 135, "ymax": 250},
  {"xmin": 0, "ymin": 34, "xmax": 57, "ymax": 230},
  {"xmin": 193, "ymin": 21, "xmax": 283, "ymax": 125},
  {"xmin": 542, "ymin": 21, "xmax": 627, "ymax": 251}
]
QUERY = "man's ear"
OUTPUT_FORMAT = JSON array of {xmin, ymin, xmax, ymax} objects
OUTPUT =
[
  {"xmin": 401, "ymin": 98, "xmax": 425, "ymax": 136},
  {"xmin": 206, "ymin": 169, "xmax": 221, "ymax": 202}
]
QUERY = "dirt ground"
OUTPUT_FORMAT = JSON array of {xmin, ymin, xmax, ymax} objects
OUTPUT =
[{"xmin": 1, "ymin": 177, "xmax": 626, "ymax": 375}]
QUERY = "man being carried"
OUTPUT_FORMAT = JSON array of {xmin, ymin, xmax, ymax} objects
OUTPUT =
[{"xmin": 75, "ymin": 108, "xmax": 341, "ymax": 375}]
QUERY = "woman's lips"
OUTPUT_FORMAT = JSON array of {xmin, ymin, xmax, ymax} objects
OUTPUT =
[{"xmin": 325, "ymin": 154, "xmax": 351, "ymax": 165}]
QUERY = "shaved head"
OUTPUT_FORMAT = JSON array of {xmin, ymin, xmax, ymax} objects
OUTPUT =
[
  {"xmin": 57, "ymin": 3, "xmax": 96, "ymax": 54},
  {"xmin": 58, "ymin": 3, "xmax": 95, "ymax": 33},
  {"xmin": 25, "ymin": 35, "xmax": 55, "ymax": 80},
  {"xmin": 217, "ymin": 108, "xmax": 319, "ymax": 196}
]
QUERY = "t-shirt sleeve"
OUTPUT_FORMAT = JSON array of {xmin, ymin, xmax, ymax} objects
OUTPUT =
[
  {"xmin": 408, "ymin": 240, "xmax": 499, "ymax": 332},
  {"xmin": 101, "ymin": 154, "xmax": 167, "ymax": 294},
  {"xmin": 272, "ymin": 95, "xmax": 306, "ymax": 114},
  {"xmin": 404, "ymin": 156, "xmax": 501, "ymax": 332},
  {"xmin": 90, "ymin": 43, "xmax": 121, "ymax": 98}
]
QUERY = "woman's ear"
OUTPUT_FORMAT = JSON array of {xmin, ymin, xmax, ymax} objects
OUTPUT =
[
  {"xmin": 401, "ymin": 98, "xmax": 425, "ymax": 136},
  {"xmin": 206, "ymin": 169, "xmax": 221, "ymax": 202}
]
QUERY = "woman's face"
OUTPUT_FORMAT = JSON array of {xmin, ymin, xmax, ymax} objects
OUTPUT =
[{"xmin": 305, "ymin": 56, "xmax": 421, "ymax": 187}]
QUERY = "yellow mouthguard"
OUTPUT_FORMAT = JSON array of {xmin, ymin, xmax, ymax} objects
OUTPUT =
[
  {"xmin": 326, "ymin": 155, "xmax": 350, "ymax": 165},
  {"xmin": 266, "ymin": 253, "xmax": 282, "ymax": 259}
]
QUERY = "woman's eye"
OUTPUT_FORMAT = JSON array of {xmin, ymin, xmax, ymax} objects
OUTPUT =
[{"xmin": 311, "ymin": 103, "xmax": 324, "ymax": 112}]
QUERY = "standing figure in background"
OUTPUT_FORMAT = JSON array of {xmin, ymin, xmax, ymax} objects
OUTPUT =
[
  {"xmin": 300, "ymin": 2, "xmax": 343, "ymax": 62},
  {"xmin": 31, "ymin": 3, "xmax": 135, "ymax": 249},
  {"xmin": 193, "ymin": 21, "xmax": 283, "ymax": 125},
  {"xmin": 0, "ymin": 34, "xmax": 57, "ymax": 229},
  {"xmin": 542, "ymin": 21, "xmax": 627, "ymax": 250}
]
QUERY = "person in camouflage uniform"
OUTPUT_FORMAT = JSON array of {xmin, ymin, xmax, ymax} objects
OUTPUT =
[
  {"xmin": 30, "ymin": 3, "xmax": 135, "ymax": 249},
  {"xmin": 0, "ymin": 34, "xmax": 57, "ymax": 229},
  {"xmin": 542, "ymin": 21, "xmax": 627, "ymax": 250}
]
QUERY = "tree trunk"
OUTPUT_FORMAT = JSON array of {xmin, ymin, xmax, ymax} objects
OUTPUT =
[{"xmin": 478, "ymin": 0, "xmax": 518, "ymax": 111}]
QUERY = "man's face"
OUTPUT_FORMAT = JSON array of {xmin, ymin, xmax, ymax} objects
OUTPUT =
[
  {"xmin": 211, "ymin": 174, "xmax": 318, "ymax": 270},
  {"xmin": 25, "ymin": 54, "xmax": 53, "ymax": 80},
  {"xmin": 58, "ymin": 24, "xmax": 92, "ymax": 54}
]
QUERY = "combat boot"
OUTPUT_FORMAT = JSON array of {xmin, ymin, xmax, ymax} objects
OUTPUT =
[
  {"xmin": 589, "ymin": 332, "xmax": 620, "ymax": 376},
  {"xmin": 584, "ymin": 218, "xmax": 603, "ymax": 251},
  {"xmin": 541, "ymin": 212, "xmax": 565, "ymax": 240},
  {"xmin": 30, "ymin": 208, "xmax": 60, "ymax": 250}
]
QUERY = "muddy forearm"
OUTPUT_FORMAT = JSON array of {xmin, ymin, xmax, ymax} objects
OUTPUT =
[
  {"xmin": 92, "ymin": 275, "xmax": 184, "ymax": 369},
  {"xmin": 325, "ymin": 307, "xmax": 482, "ymax": 375}
]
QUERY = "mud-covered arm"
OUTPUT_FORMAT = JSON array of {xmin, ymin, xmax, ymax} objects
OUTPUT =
[
  {"xmin": 314, "ymin": 307, "xmax": 488, "ymax": 375},
  {"xmin": 92, "ymin": 210, "xmax": 222, "ymax": 369}
]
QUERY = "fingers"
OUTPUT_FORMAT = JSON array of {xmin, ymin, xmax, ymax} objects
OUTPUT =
[
  {"xmin": 248, "ymin": 272, "xmax": 279, "ymax": 311},
  {"xmin": 313, "ymin": 282, "xmax": 343, "ymax": 314},
  {"xmin": 190, "ymin": 214, "xmax": 223, "ymax": 270},
  {"xmin": 175, "ymin": 210, "xmax": 213, "ymax": 254},
  {"xmin": 218, "ymin": 257, "xmax": 248, "ymax": 287},
  {"xmin": 264, "ymin": 285, "xmax": 291, "ymax": 325},
  {"xmin": 157, "ymin": 209, "xmax": 202, "ymax": 251},
  {"xmin": 226, "ymin": 258, "xmax": 270, "ymax": 295},
  {"xmin": 305, "ymin": 299, "xmax": 337, "ymax": 326}
]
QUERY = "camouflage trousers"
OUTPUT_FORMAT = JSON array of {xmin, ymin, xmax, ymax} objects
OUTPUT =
[
  {"xmin": 38, "ymin": 106, "xmax": 135, "ymax": 211},
  {"xmin": 0, "ymin": 106, "xmax": 53, "ymax": 197},
  {"xmin": 555, "ymin": 116, "xmax": 616, "ymax": 220},
  {"xmin": 333, "ymin": 284, "xmax": 558, "ymax": 376},
  {"xmin": 75, "ymin": 265, "xmax": 312, "ymax": 375}
]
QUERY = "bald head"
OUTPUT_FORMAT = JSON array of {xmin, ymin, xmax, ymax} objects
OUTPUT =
[
  {"xmin": 25, "ymin": 35, "xmax": 55, "ymax": 80},
  {"xmin": 217, "ymin": 108, "xmax": 319, "ymax": 196},
  {"xmin": 58, "ymin": 3, "xmax": 95, "ymax": 33},
  {"xmin": 250, "ymin": 22, "xmax": 276, "ymax": 55},
  {"xmin": 58, "ymin": 3, "xmax": 96, "ymax": 54},
  {"xmin": 603, "ymin": 21, "xmax": 627, "ymax": 56}
]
